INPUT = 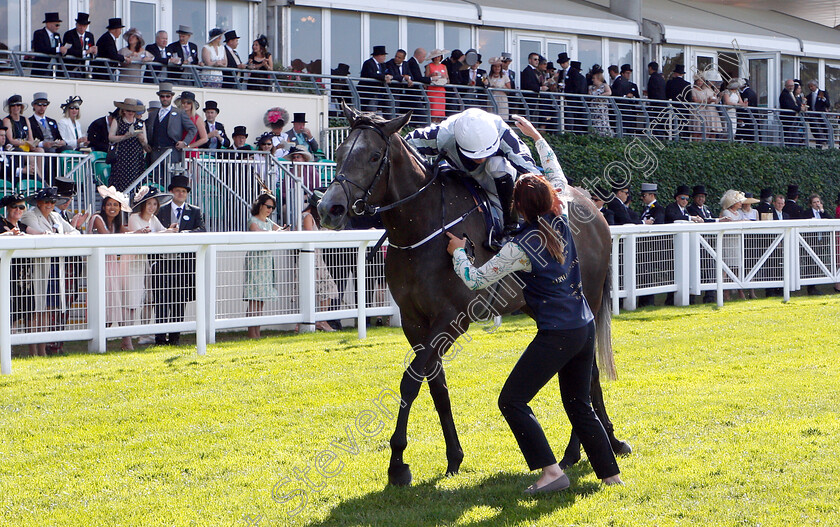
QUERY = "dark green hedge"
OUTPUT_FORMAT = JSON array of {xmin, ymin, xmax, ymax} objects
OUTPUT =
[{"xmin": 539, "ymin": 134, "xmax": 840, "ymax": 214}]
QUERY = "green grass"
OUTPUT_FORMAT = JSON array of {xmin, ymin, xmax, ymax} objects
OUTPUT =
[{"xmin": 1, "ymin": 297, "xmax": 839, "ymax": 526}]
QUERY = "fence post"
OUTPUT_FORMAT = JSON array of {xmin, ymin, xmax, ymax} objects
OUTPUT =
[
  {"xmin": 298, "ymin": 243, "xmax": 316, "ymax": 333},
  {"xmin": 195, "ymin": 245, "xmax": 207, "ymax": 356},
  {"xmin": 87, "ymin": 248, "xmax": 107, "ymax": 354},
  {"xmin": 623, "ymin": 234, "xmax": 637, "ymax": 311},
  {"xmin": 716, "ymin": 232, "xmax": 724, "ymax": 307},
  {"xmin": 783, "ymin": 227, "xmax": 793, "ymax": 301},
  {"xmin": 1, "ymin": 251, "xmax": 13, "ymax": 374},
  {"xmin": 674, "ymin": 231, "xmax": 690, "ymax": 306},
  {"xmin": 611, "ymin": 235, "xmax": 621, "ymax": 315},
  {"xmin": 356, "ymin": 242, "xmax": 369, "ymax": 339},
  {"xmin": 205, "ymin": 245, "xmax": 217, "ymax": 344},
  {"xmin": 688, "ymin": 232, "xmax": 700, "ymax": 296}
]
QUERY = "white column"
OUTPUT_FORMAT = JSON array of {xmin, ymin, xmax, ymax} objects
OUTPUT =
[
  {"xmin": 1, "ymin": 251, "xmax": 13, "ymax": 375},
  {"xmin": 205, "ymin": 244, "xmax": 217, "ymax": 344},
  {"xmin": 356, "ymin": 242, "xmax": 369, "ymax": 339},
  {"xmin": 87, "ymin": 248, "xmax": 107, "ymax": 354},
  {"xmin": 623, "ymin": 234, "xmax": 637, "ymax": 311},
  {"xmin": 298, "ymin": 243, "xmax": 316, "ymax": 333},
  {"xmin": 195, "ymin": 245, "xmax": 207, "ymax": 356},
  {"xmin": 674, "ymin": 231, "xmax": 690, "ymax": 306}
]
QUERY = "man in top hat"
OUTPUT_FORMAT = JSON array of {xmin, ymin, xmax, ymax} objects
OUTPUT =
[
  {"xmin": 145, "ymin": 82, "xmax": 198, "ymax": 165},
  {"xmin": 53, "ymin": 176, "xmax": 88, "ymax": 228},
  {"xmin": 640, "ymin": 183, "xmax": 665, "ymax": 224},
  {"xmin": 665, "ymin": 185, "xmax": 703, "ymax": 223},
  {"xmin": 153, "ymin": 172, "xmax": 205, "ymax": 346},
  {"xmin": 783, "ymin": 184, "xmax": 804, "ymax": 219},
  {"xmin": 564, "ymin": 60, "xmax": 587, "ymax": 95},
  {"xmin": 556, "ymin": 52, "xmax": 571, "ymax": 85},
  {"xmin": 646, "ymin": 62, "xmax": 666, "ymax": 100},
  {"xmin": 755, "ymin": 187, "xmax": 774, "ymax": 218},
  {"xmin": 62, "ymin": 13, "xmax": 97, "ymax": 76},
  {"xmin": 231, "ymin": 126, "xmax": 252, "ymax": 150},
  {"xmin": 280, "ymin": 112, "xmax": 318, "ymax": 154},
  {"xmin": 612, "ymin": 64, "xmax": 639, "ymax": 98},
  {"xmin": 500, "ymin": 52, "xmax": 516, "ymax": 89},
  {"xmin": 561, "ymin": 57, "xmax": 587, "ymax": 133},
  {"xmin": 93, "ymin": 18, "xmax": 128, "ymax": 79},
  {"xmin": 666, "ymin": 64, "xmax": 693, "ymax": 102},
  {"xmin": 165, "ymin": 25, "xmax": 199, "ymax": 81},
  {"xmin": 685, "ymin": 185, "xmax": 716, "ymax": 222},
  {"xmin": 29, "ymin": 92, "xmax": 69, "ymax": 154},
  {"xmin": 360, "ymin": 45, "xmax": 393, "ymax": 114},
  {"xmin": 202, "ymin": 101, "xmax": 230, "ymax": 150},
  {"xmin": 31, "ymin": 12, "xmax": 70, "ymax": 76},
  {"xmin": 221, "ymin": 30, "xmax": 246, "ymax": 88},
  {"xmin": 740, "ymin": 78, "xmax": 758, "ymax": 108},
  {"xmin": 606, "ymin": 184, "xmax": 640, "ymax": 225}
]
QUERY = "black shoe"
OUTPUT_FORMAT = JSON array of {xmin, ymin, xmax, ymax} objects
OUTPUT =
[{"xmin": 327, "ymin": 319, "xmax": 342, "ymax": 331}]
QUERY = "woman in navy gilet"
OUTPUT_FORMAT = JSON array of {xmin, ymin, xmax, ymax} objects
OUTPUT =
[{"xmin": 447, "ymin": 164, "xmax": 622, "ymax": 493}]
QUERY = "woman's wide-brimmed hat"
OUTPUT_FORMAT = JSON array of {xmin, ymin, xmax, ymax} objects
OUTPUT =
[
  {"xmin": 720, "ymin": 189, "xmax": 745, "ymax": 210},
  {"xmin": 285, "ymin": 146, "xmax": 314, "ymax": 162},
  {"xmin": 114, "ymin": 98, "xmax": 145, "ymax": 113},
  {"xmin": 0, "ymin": 194, "xmax": 26, "ymax": 209},
  {"xmin": 26, "ymin": 187, "xmax": 70, "ymax": 206},
  {"xmin": 488, "ymin": 56, "xmax": 503, "ymax": 66},
  {"xmin": 60, "ymin": 95, "xmax": 83, "ymax": 111},
  {"xmin": 4, "ymin": 94, "xmax": 27, "ymax": 112},
  {"xmin": 97, "ymin": 185, "xmax": 131, "ymax": 212},
  {"xmin": 132, "ymin": 185, "xmax": 172, "ymax": 211},
  {"xmin": 207, "ymin": 28, "xmax": 224, "ymax": 43},
  {"xmin": 742, "ymin": 192, "xmax": 760, "ymax": 205},
  {"xmin": 428, "ymin": 48, "xmax": 449, "ymax": 60},
  {"xmin": 727, "ymin": 78, "xmax": 745, "ymax": 90},
  {"xmin": 174, "ymin": 91, "xmax": 198, "ymax": 108}
]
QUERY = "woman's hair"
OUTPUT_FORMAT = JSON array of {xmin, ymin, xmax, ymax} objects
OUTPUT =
[
  {"xmin": 98, "ymin": 197, "xmax": 124, "ymax": 232},
  {"xmin": 489, "ymin": 63, "xmax": 502, "ymax": 76},
  {"xmin": 250, "ymin": 193, "xmax": 276, "ymax": 217},
  {"xmin": 126, "ymin": 29, "xmax": 144, "ymax": 52},
  {"xmin": 253, "ymin": 35, "xmax": 269, "ymax": 56},
  {"xmin": 513, "ymin": 175, "xmax": 565, "ymax": 263}
]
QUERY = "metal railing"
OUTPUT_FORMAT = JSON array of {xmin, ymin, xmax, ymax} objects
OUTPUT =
[{"xmin": 5, "ymin": 49, "xmax": 840, "ymax": 149}]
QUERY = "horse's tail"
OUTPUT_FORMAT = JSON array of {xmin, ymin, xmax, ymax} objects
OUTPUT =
[{"xmin": 595, "ymin": 269, "xmax": 617, "ymax": 381}]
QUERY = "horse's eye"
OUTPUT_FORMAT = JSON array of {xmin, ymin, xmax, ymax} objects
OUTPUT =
[{"xmin": 370, "ymin": 153, "xmax": 381, "ymax": 162}]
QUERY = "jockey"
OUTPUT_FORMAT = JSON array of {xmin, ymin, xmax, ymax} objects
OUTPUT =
[{"xmin": 406, "ymin": 109, "xmax": 566, "ymax": 244}]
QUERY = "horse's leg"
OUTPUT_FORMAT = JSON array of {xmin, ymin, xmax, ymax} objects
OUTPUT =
[{"xmin": 426, "ymin": 357, "xmax": 464, "ymax": 476}]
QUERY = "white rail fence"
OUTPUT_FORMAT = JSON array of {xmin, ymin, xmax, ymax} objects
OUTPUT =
[{"xmin": 2, "ymin": 220, "xmax": 838, "ymax": 374}]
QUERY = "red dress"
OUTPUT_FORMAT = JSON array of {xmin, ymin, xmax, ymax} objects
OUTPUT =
[
  {"xmin": 184, "ymin": 114, "xmax": 201, "ymax": 158},
  {"xmin": 427, "ymin": 62, "xmax": 447, "ymax": 119}
]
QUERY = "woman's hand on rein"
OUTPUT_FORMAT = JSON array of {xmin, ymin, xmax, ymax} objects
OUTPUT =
[{"xmin": 446, "ymin": 232, "xmax": 466, "ymax": 255}]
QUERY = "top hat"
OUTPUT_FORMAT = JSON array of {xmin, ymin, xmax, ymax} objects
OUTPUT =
[
  {"xmin": 26, "ymin": 187, "xmax": 69, "ymax": 206},
  {"xmin": 203, "ymin": 100, "xmax": 220, "ymax": 113},
  {"xmin": 673, "ymin": 64, "xmax": 686, "ymax": 75},
  {"xmin": 132, "ymin": 185, "xmax": 172, "ymax": 211},
  {"xmin": 570, "ymin": 61, "xmax": 582, "ymax": 70},
  {"xmin": 75, "ymin": 13, "xmax": 90, "ymax": 25},
  {"xmin": 331, "ymin": 63, "xmax": 350, "ymax": 76},
  {"xmin": 224, "ymin": 30, "xmax": 239, "ymax": 42},
  {"xmin": 232, "ymin": 126, "xmax": 248, "ymax": 138},
  {"xmin": 673, "ymin": 184, "xmax": 692, "ymax": 200},
  {"xmin": 292, "ymin": 112, "xmax": 307, "ymax": 124},
  {"xmin": 557, "ymin": 52, "xmax": 570, "ymax": 65},
  {"xmin": 208, "ymin": 28, "xmax": 224, "ymax": 43},
  {"xmin": 156, "ymin": 82, "xmax": 175, "ymax": 95},
  {"xmin": 176, "ymin": 25, "xmax": 193, "ymax": 35},
  {"xmin": 760, "ymin": 187, "xmax": 773, "ymax": 201},
  {"xmin": 500, "ymin": 52, "xmax": 512, "ymax": 61},
  {"xmin": 168, "ymin": 174, "xmax": 192, "ymax": 192},
  {"xmin": 148, "ymin": 100, "xmax": 160, "ymax": 109},
  {"xmin": 640, "ymin": 182, "xmax": 658, "ymax": 193},
  {"xmin": 43, "ymin": 12, "xmax": 62, "ymax": 23},
  {"xmin": 620, "ymin": 63, "xmax": 633, "ymax": 73},
  {"xmin": 692, "ymin": 185, "xmax": 708, "ymax": 197},
  {"xmin": 106, "ymin": 18, "xmax": 125, "ymax": 30},
  {"xmin": 32, "ymin": 92, "xmax": 50, "ymax": 105},
  {"xmin": 54, "ymin": 176, "xmax": 77, "ymax": 197},
  {"xmin": 0, "ymin": 194, "xmax": 26, "ymax": 209},
  {"xmin": 371, "ymin": 45, "xmax": 387, "ymax": 56},
  {"xmin": 546, "ymin": 61, "xmax": 555, "ymax": 71},
  {"xmin": 786, "ymin": 184, "xmax": 799, "ymax": 200}
]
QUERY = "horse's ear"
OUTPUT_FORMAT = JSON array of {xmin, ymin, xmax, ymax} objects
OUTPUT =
[
  {"xmin": 341, "ymin": 100, "xmax": 360, "ymax": 126},
  {"xmin": 382, "ymin": 111, "xmax": 412, "ymax": 137}
]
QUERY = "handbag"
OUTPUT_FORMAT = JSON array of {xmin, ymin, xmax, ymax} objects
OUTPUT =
[{"xmin": 105, "ymin": 143, "xmax": 118, "ymax": 165}]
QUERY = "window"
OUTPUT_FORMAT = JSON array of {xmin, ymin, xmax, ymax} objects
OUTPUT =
[
  {"xmin": 781, "ymin": 55, "xmax": 795, "ymax": 84},
  {"xmin": 129, "ymin": 2, "xmax": 156, "ymax": 46},
  {"xmin": 608, "ymin": 39, "xmax": 632, "ymax": 70},
  {"xmin": 331, "ymin": 10, "xmax": 361, "ymax": 75},
  {"xmin": 407, "ymin": 17, "xmax": 435, "ymax": 58},
  {"xmin": 173, "ymin": 0, "xmax": 207, "ymax": 52},
  {"xmin": 577, "ymin": 37, "xmax": 601, "ymax": 71},
  {"xmin": 717, "ymin": 52, "xmax": 739, "ymax": 85},
  {"xmin": 1, "ymin": 0, "xmax": 22, "ymax": 50},
  {"xmin": 443, "ymin": 23, "xmax": 470, "ymax": 53},
  {"xmin": 217, "ymin": 0, "xmax": 250, "ymax": 48},
  {"xmin": 477, "ymin": 27, "xmax": 504, "ymax": 58},
  {"xmin": 661, "ymin": 45, "xmax": 684, "ymax": 78},
  {"xmin": 369, "ymin": 14, "xmax": 398, "ymax": 61},
  {"xmin": 799, "ymin": 59, "xmax": 819, "ymax": 90},
  {"xmin": 89, "ymin": 0, "xmax": 116, "ymax": 36},
  {"xmin": 824, "ymin": 64, "xmax": 840, "ymax": 112},
  {"xmin": 30, "ymin": 0, "xmax": 69, "ymax": 45},
  {"xmin": 289, "ymin": 6, "xmax": 322, "ymax": 73}
]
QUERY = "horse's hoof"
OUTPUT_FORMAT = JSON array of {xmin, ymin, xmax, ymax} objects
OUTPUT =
[
  {"xmin": 388, "ymin": 463, "xmax": 412, "ymax": 486},
  {"xmin": 558, "ymin": 456, "xmax": 580, "ymax": 471},
  {"xmin": 445, "ymin": 451, "xmax": 464, "ymax": 477},
  {"xmin": 613, "ymin": 440, "xmax": 632, "ymax": 457}
]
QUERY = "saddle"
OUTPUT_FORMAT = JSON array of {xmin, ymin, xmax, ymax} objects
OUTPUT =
[{"xmin": 439, "ymin": 168, "xmax": 503, "ymax": 253}]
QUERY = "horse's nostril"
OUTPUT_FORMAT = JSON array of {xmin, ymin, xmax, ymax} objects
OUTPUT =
[{"xmin": 330, "ymin": 204, "xmax": 346, "ymax": 217}]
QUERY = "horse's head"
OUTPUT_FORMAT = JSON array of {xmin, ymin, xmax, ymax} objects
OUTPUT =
[{"xmin": 319, "ymin": 102, "xmax": 411, "ymax": 230}]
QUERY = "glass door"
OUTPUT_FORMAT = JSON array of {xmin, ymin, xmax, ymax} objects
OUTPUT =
[
  {"xmin": 517, "ymin": 37, "xmax": 541, "ymax": 73},
  {"xmin": 516, "ymin": 35, "xmax": 571, "ymax": 73},
  {"xmin": 547, "ymin": 40, "xmax": 568, "ymax": 65},
  {"xmin": 743, "ymin": 52, "xmax": 778, "ymax": 107}
]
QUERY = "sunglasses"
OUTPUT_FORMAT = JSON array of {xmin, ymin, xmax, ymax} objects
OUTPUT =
[
  {"xmin": 160, "ymin": 94, "xmax": 173, "ymax": 98},
  {"xmin": 677, "ymin": 196, "xmax": 689, "ymax": 200},
  {"xmin": 263, "ymin": 203, "xmax": 275, "ymax": 209},
  {"xmin": 9, "ymin": 204, "xmax": 26, "ymax": 210},
  {"xmin": 35, "ymin": 102, "xmax": 50, "ymax": 107}
]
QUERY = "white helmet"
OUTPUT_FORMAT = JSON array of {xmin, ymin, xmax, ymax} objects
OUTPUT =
[{"xmin": 454, "ymin": 108, "xmax": 501, "ymax": 159}]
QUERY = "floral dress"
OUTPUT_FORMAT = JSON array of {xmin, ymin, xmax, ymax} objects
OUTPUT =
[
  {"xmin": 243, "ymin": 216, "xmax": 278, "ymax": 301},
  {"xmin": 588, "ymin": 83, "xmax": 613, "ymax": 137}
]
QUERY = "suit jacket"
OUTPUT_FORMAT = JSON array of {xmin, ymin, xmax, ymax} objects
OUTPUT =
[
  {"xmin": 802, "ymin": 208, "xmax": 833, "ymax": 219},
  {"xmin": 466, "ymin": 68, "xmax": 487, "ymax": 87},
  {"xmin": 406, "ymin": 56, "xmax": 431, "ymax": 84},
  {"xmin": 565, "ymin": 68, "xmax": 587, "ymax": 95},
  {"xmin": 203, "ymin": 121, "xmax": 230, "ymax": 150},
  {"xmin": 96, "ymin": 32, "xmax": 125, "ymax": 63},
  {"xmin": 647, "ymin": 72, "xmax": 666, "ymax": 100},
  {"xmin": 385, "ymin": 59, "xmax": 412, "ymax": 84},
  {"xmin": 360, "ymin": 57, "xmax": 389, "ymax": 84},
  {"xmin": 612, "ymin": 77, "xmax": 632, "ymax": 97},
  {"xmin": 63, "ymin": 30, "xmax": 96, "ymax": 59},
  {"xmin": 600, "ymin": 206, "xmax": 615, "ymax": 225},
  {"xmin": 755, "ymin": 201, "xmax": 773, "ymax": 215},
  {"xmin": 32, "ymin": 28, "xmax": 62, "ymax": 55},
  {"xmin": 783, "ymin": 199, "xmax": 804, "ymax": 219},
  {"xmin": 771, "ymin": 209, "xmax": 790, "ymax": 220},
  {"xmin": 666, "ymin": 77, "xmax": 693, "ymax": 102},
  {"xmin": 145, "ymin": 106, "xmax": 198, "ymax": 148},
  {"xmin": 29, "ymin": 115, "xmax": 63, "ymax": 142},
  {"xmin": 520, "ymin": 66, "xmax": 541, "ymax": 93},
  {"xmin": 641, "ymin": 201, "xmax": 665, "ymax": 224},
  {"xmin": 779, "ymin": 90, "xmax": 800, "ymax": 113},
  {"xmin": 165, "ymin": 41, "xmax": 199, "ymax": 66},
  {"xmin": 225, "ymin": 45, "xmax": 243, "ymax": 68},
  {"xmin": 443, "ymin": 58, "xmax": 467, "ymax": 85},
  {"xmin": 687, "ymin": 202, "xmax": 716, "ymax": 222},
  {"xmin": 157, "ymin": 202, "xmax": 206, "ymax": 232},
  {"xmin": 740, "ymin": 87, "xmax": 758, "ymax": 107},
  {"xmin": 87, "ymin": 115, "xmax": 110, "ymax": 152},
  {"xmin": 505, "ymin": 69, "xmax": 516, "ymax": 90},
  {"xmin": 806, "ymin": 89, "xmax": 830, "ymax": 112},
  {"xmin": 145, "ymin": 44, "xmax": 172, "ymax": 66},
  {"xmin": 607, "ymin": 199, "xmax": 640, "ymax": 225},
  {"xmin": 664, "ymin": 202, "xmax": 691, "ymax": 223}
]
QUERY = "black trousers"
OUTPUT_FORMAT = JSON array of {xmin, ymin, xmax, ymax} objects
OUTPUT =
[{"xmin": 498, "ymin": 322, "xmax": 619, "ymax": 479}]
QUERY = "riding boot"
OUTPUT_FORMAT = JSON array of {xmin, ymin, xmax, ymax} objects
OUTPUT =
[{"xmin": 487, "ymin": 175, "xmax": 516, "ymax": 251}]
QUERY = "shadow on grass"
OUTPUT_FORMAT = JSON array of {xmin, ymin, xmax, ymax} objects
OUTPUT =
[{"xmin": 301, "ymin": 471, "xmax": 599, "ymax": 527}]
